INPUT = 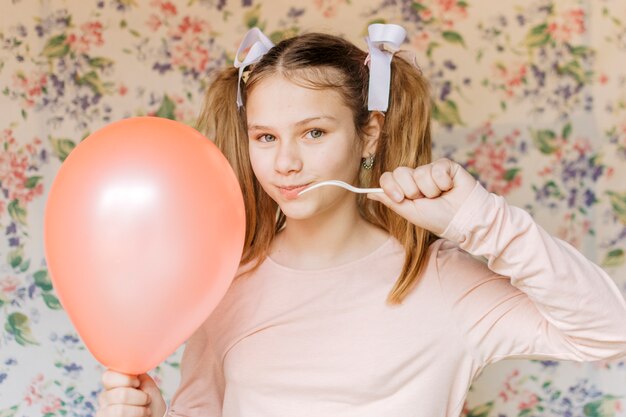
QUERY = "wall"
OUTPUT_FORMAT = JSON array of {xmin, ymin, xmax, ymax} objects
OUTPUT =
[{"xmin": 0, "ymin": 0, "xmax": 625, "ymax": 415}]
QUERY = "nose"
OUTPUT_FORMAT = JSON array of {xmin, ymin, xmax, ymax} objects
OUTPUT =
[{"xmin": 274, "ymin": 139, "xmax": 303, "ymax": 175}]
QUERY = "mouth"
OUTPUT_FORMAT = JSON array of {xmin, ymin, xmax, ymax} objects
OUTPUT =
[{"xmin": 277, "ymin": 183, "xmax": 312, "ymax": 200}]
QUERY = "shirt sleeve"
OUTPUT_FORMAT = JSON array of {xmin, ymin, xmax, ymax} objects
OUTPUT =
[
  {"xmin": 437, "ymin": 181, "xmax": 626, "ymax": 367},
  {"xmin": 166, "ymin": 318, "xmax": 225, "ymax": 417}
]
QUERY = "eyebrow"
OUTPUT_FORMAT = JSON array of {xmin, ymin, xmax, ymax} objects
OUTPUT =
[{"xmin": 247, "ymin": 115, "xmax": 337, "ymax": 132}]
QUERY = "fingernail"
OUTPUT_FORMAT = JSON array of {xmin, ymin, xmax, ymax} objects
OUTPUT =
[{"xmin": 392, "ymin": 191, "xmax": 403, "ymax": 202}]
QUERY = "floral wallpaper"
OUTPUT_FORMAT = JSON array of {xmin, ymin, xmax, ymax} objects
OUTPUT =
[{"xmin": 1, "ymin": 0, "xmax": 625, "ymax": 416}]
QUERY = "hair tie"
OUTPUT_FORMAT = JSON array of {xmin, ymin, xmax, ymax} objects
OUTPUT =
[
  {"xmin": 364, "ymin": 23, "xmax": 407, "ymax": 112},
  {"xmin": 233, "ymin": 28, "xmax": 275, "ymax": 108}
]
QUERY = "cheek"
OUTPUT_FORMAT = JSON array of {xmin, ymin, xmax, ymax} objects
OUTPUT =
[{"xmin": 248, "ymin": 147, "xmax": 271, "ymax": 181}]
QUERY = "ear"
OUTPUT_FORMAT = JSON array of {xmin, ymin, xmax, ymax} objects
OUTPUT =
[{"xmin": 361, "ymin": 111, "xmax": 384, "ymax": 158}]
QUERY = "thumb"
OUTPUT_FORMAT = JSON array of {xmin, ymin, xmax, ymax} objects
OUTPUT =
[{"xmin": 138, "ymin": 373, "xmax": 160, "ymax": 397}]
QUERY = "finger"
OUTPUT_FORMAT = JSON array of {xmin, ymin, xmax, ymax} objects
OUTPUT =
[
  {"xmin": 102, "ymin": 370, "xmax": 140, "ymax": 390},
  {"xmin": 431, "ymin": 159, "xmax": 454, "ymax": 192},
  {"xmin": 367, "ymin": 191, "xmax": 416, "ymax": 221},
  {"xmin": 391, "ymin": 167, "xmax": 422, "ymax": 200},
  {"xmin": 412, "ymin": 165, "xmax": 441, "ymax": 199},
  {"xmin": 379, "ymin": 171, "xmax": 405, "ymax": 203},
  {"xmin": 137, "ymin": 373, "xmax": 156, "ymax": 390},
  {"xmin": 106, "ymin": 387, "xmax": 151, "ymax": 406},
  {"xmin": 104, "ymin": 403, "xmax": 151, "ymax": 417}
]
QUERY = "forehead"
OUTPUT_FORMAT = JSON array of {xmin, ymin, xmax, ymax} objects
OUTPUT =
[{"xmin": 245, "ymin": 74, "xmax": 352, "ymax": 126}]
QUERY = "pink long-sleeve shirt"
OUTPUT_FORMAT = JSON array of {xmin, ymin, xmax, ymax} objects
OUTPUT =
[{"xmin": 165, "ymin": 182, "xmax": 626, "ymax": 417}]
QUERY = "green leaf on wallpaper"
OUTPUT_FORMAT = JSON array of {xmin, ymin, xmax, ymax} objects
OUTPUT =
[
  {"xmin": 7, "ymin": 248, "xmax": 24, "ymax": 269},
  {"xmin": 24, "ymin": 176, "xmax": 42, "ymax": 189},
  {"xmin": 155, "ymin": 95, "xmax": 176, "ymax": 120},
  {"xmin": 457, "ymin": 0, "xmax": 469, "ymax": 7},
  {"xmin": 42, "ymin": 34, "xmax": 70, "ymax": 58},
  {"xmin": 465, "ymin": 401, "xmax": 493, "ymax": 417},
  {"xmin": 19, "ymin": 258, "xmax": 30, "ymax": 273},
  {"xmin": 432, "ymin": 99, "xmax": 463, "ymax": 126},
  {"xmin": 42, "ymin": 293, "xmax": 62, "ymax": 310},
  {"xmin": 531, "ymin": 129, "xmax": 557, "ymax": 154},
  {"xmin": 8, "ymin": 200, "xmax": 27, "ymax": 225},
  {"xmin": 0, "ymin": 405, "xmax": 19, "ymax": 417},
  {"xmin": 607, "ymin": 191, "xmax": 626, "ymax": 225},
  {"xmin": 49, "ymin": 137, "xmax": 76, "ymax": 162},
  {"xmin": 561, "ymin": 122, "xmax": 572, "ymax": 139},
  {"xmin": 524, "ymin": 23, "xmax": 550, "ymax": 48},
  {"xmin": 270, "ymin": 28, "xmax": 299, "ymax": 44},
  {"xmin": 426, "ymin": 41, "xmax": 440, "ymax": 58},
  {"xmin": 76, "ymin": 71, "xmax": 110, "ymax": 95},
  {"xmin": 442, "ymin": 31, "xmax": 465, "ymax": 47},
  {"xmin": 366, "ymin": 18, "xmax": 387, "ymax": 29},
  {"xmin": 583, "ymin": 395, "xmax": 620, "ymax": 417},
  {"xmin": 569, "ymin": 45, "xmax": 592, "ymax": 57},
  {"xmin": 557, "ymin": 60, "xmax": 591, "ymax": 84},
  {"xmin": 411, "ymin": 2, "xmax": 428, "ymax": 12},
  {"xmin": 244, "ymin": 5, "xmax": 264, "ymax": 30},
  {"xmin": 88, "ymin": 57, "xmax": 114, "ymax": 69},
  {"xmin": 503, "ymin": 168, "xmax": 520, "ymax": 181},
  {"xmin": 603, "ymin": 248, "xmax": 624, "ymax": 267},
  {"xmin": 5, "ymin": 312, "xmax": 39, "ymax": 346},
  {"xmin": 34, "ymin": 270, "xmax": 53, "ymax": 292}
]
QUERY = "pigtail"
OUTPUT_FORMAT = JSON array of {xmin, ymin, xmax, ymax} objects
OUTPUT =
[
  {"xmin": 195, "ymin": 67, "xmax": 278, "ymax": 273},
  {"xmin": 360, "ymin": 56, "xmax": 438, "ymax": 304}
]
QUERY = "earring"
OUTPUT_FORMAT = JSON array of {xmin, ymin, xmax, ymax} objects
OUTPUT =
[{"xmin": 362, "ymin": 154, "xmax": 375, "ymax": 170}]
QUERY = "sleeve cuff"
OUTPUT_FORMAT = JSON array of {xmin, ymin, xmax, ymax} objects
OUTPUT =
[{"xmin": 440, "ymin": 181, "xmax": 492, "ymax": 244}]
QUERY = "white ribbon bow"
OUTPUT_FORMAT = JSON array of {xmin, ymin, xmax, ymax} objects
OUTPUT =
[
  {"xmin": 233, "ymin": 28, "xmax": 275, "ymax": 108},
  {"xmin": 365, "ymin": 23, "xmax": 407, "ymax": 112}
]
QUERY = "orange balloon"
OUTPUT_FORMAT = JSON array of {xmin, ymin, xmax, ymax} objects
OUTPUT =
[{"xmin": 44, "ymin": 117, "xmax": 245, "ymax": 375}]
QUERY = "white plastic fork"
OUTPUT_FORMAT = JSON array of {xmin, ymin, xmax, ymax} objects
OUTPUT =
[{"xmin": 298, "ymin": 180, "xmax": 384, "ymax": 196}]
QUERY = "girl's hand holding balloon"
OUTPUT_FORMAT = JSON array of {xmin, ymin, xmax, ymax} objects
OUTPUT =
[
  {"xmin": 97, "ymin": 370, "xmax": 166, "ymax": 417},
  {"xmin": 367, "ymin": 158, "xmax": 478, "ymax": 236}
]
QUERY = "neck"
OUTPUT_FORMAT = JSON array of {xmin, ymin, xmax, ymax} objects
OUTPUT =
[{"xmin": 271, "ymin": 195, "xmax": 388, "ymax": 269}]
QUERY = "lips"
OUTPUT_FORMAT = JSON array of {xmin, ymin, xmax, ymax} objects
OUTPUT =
[{"xmin": 277, "ymin": 183, "xmax": 311, "ymax": 200}]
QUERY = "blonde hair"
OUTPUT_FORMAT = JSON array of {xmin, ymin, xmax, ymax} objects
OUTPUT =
[{"xmin": 196, "ymin": 32, "xmax": 437, "ymax": 304}]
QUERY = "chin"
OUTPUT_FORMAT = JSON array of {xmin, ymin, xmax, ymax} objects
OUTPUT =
[{"xmin": 277, "ymin": 204, "xmax": 318, "ymax": 221}]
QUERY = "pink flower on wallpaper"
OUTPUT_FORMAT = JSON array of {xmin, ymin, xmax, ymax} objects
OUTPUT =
[
  {"xmin": 0, "ymin": 130, "xmax": 45, "ymax": 207},
  {"xmin": 23, "ymin": 373, "xmax": 62, "ymax": 414},
  {"xmin": 435, "ymin": 0, "xmax": 467, "ymax": 18},
  {"xmin": 0, "ymin": 275, "xmax": 20, "ymax": 296},
  {"xmin": 313, "ymin": 0, "xmax": 348, "ymax": 18},
  {"xmin": 466, "ymin": 123, "xmax": 523, "ymax": 196},
  {"xmin": 557, "ymin": 213, "xmax": 591, "ymax": 248},
  {"xmin": 547, "ymin": 7, "xmax": 586, "ymax": 43},
  {"xmin": 168, "ymin": 17, "xmax": 211, "ymax": 72},
  {"xmin": 23, "ymin": 373, "xmax": 45, "ymax": 406},
  {"xmin": 151, "ymin": 0, "xmax": 178, "ymax": 17},
  {"xmin": 66, "ymin": 21, "xmax": 104, "ymax": 53},
  {"xmin": 11, "ymin": 71, "xmax": 48, "ymax": 108},
  {"xmin": 410, "ymin": 31, "xmax": 431, "ymax": 52},
  {"xmin": 147, "ymin": 14, "xmax": 163, "ymax": 31},
  {"xmin": 41, "ymin": 395, "xmax": 62, "ymax": 414},
  {"xmin": 492, "ymin": 61, "xmax": 528, "ymax": 98},
  {"xmin": 518, "ymin": 392, "xmax": 539, "ymax": 410},
  {"xmin": 428, "ymin": 0, "xmax": 468, "ymax": 28},
  {"xmin": 497, "ymin": 369, "xmax": 520, "ymax": 402}
]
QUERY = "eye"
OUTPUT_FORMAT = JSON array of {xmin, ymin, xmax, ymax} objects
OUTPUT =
[
  {"xmin": 306, "ymin": 129, "xmax": 324, "ymax": 140},
  {"xmin": 257, "ymin": 134, "xmax": 276, "ymax": 143}
]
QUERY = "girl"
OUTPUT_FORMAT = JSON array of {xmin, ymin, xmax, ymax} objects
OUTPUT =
[{"xmin": 96, "ymin": 24, "xmax": 626, "ymax": 417}]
